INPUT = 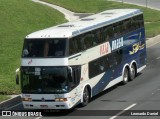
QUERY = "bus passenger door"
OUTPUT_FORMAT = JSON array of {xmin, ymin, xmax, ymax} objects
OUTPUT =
[{"xmin": 68, "ymin": 66, "xmax": 81, "ymax": 105}]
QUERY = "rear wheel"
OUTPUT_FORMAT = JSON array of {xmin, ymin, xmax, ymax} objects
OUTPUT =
[
  {"xmin": 121, "ymin": 68, "xmax": 129, "ymax": 85},
  {"xmin": 129, "ymin": 64, "xmax": 136, "ymax": 81},
  {"xmin": 81, "ymin": 87, "xmax": 90, "ymax": 107}
]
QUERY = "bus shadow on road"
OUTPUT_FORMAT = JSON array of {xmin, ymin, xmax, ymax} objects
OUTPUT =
[{"xmin": 40, "ymin": 109, "xmax": 76, "ymax": 116}]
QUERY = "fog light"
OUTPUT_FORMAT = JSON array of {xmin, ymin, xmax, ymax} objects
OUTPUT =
[{"xmin": 55, "ymin": 98, "xmax": 67, "ymax": 102}]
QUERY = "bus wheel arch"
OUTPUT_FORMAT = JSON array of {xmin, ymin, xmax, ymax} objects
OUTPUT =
[
  {"xmin": 129, "ymin": 61, "xmax": 137, "ymax": 81},
  {"xmin": 80, "ymin": 84, "xmax": 91, "ymax": 107},
  {"xmin": 121, "ymin": 64, "xmax": 129, "ymax": 85}
]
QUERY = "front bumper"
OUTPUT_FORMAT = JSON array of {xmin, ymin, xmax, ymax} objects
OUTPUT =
[{"xmin": 22, "ymin": 101, "xmax": 71, "ymax": 109}]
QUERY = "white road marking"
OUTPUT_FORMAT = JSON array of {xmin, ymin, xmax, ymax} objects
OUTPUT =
[
  {"xmin": 5, "ymin": 102, "xmax": 22, "ymax": 110},
  {"xmin": 156, "ymin": 57, "xmax": 160, "ymax": 60},
  {"xmin": 35, "ymin": 116, "xmax": 42, "ymax": 119},
  {"xmin": 109, "ymin": 103, "xmax": 137, "ymax": 119}
]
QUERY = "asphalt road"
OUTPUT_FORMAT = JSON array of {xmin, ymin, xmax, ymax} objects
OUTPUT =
[
  {"xmin": 112, "ymin": 0, "xmax": 160, "ymax": 10},
  {"xmin": 1, "ymin": 42, "xmax": 160, "ymax": 119}
]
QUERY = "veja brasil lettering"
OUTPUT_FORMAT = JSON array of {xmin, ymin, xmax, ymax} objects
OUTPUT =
[{"xmin": 112, "ymin": 37, "xmax": 123, "ymax": 51}]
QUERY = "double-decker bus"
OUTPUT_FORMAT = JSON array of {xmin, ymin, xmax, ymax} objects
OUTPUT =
[{"xmin": 16, "ymin": 9, "xmax": 146, "ymax": 109}]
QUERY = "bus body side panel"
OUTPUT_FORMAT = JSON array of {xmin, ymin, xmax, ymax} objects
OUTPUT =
[
  {"xmin": 90, "ymin": 28, "xmax": 146, "ymax": 97},
  {"xmin": 123, "ymin": 28, "xmax": 146, "ymax": 70}
]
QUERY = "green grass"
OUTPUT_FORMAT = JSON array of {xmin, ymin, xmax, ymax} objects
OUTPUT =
[
  {"xmin": 0, "ymin": 0, "xmax": 67, "ymax": 95},
  {"xmin": 41, "ymin": 0, "xmax": 160, "ymax": 38},
  {"xmin": 0, "ymin": 95, "xmax": 10, "ymax": 102}
]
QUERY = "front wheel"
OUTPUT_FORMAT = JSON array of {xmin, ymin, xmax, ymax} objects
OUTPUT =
[
  {"xmin": 121, "ymin": 68, "xmax": 129, "ymax": 85},
  {"xmin": 81, "ymin": 87, "xmax": 90, "ymax": 107}
]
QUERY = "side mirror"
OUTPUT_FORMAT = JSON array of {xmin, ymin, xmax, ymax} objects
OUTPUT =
[
  {"xmin": 16, "ymin": 74, "xmax": 19, "ymax": 85},
  {"xmin": 15, "ymin": 68, "xmax": 20, "ymax": 85}
]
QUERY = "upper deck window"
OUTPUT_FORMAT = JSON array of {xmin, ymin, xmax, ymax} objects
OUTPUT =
[{"xmin": 22, "ymin": 38, "xmax": 67, "ymax": 58}]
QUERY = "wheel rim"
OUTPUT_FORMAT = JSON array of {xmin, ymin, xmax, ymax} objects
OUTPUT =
[
  {"xmin": 131, "ymin": 65, "xmax": 135, "ymax": 78},
  {"xmin": 123, "ymin": 69, "xmax": 128, "ymax": 82},
  {"xmin": 83, "ymin": 88, "xmax": 89, "ymax": 103}
]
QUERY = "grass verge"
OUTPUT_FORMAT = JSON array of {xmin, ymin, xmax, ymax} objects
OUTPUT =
[
  {"xmin": 0, "ymin": 95, "xmax": 10, "ymax": 102},
  {"xmin": 41, "ymin": 0, "xmax": 160, "ymax": 38},
  {"xmin": 0, "ymin": 0, "xmax": 67, "ymax": 96}
]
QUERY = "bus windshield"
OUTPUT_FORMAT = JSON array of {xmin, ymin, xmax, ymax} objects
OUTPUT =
[
  {"xmin": 22, "ymin": 38, "xmax": 67, "ymax": 58},
  {"xmin": 21, "ymin": 67, "xmax": 72, "ymax": 94}
]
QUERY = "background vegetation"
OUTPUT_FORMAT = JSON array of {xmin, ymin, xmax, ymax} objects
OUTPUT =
[
  {"xmin": 41, "ymin": 0, "xmax": 160, "ymax": 38},
  {"xmin": 0, "ymin": 0, "xmax": 67, "ymax": 101}
]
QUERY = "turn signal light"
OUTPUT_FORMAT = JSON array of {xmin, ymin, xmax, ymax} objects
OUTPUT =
[{"xmin": 22, "ymin": 98, "xmax": 32, "ymax": 101}]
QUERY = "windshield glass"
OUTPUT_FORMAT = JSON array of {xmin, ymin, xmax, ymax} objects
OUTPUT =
[
  {"xmin": 21, "ymin": 67, "xmax": 71, "ymax": 94},
  {"xmin": 22, "ymin": 39, "xmax": 67, "ymax": 58}
]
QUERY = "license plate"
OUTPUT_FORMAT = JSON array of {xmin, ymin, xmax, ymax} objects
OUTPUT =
[{"xmin": 40, "ymin": 105, "xmax": 48, "ymax": 108}]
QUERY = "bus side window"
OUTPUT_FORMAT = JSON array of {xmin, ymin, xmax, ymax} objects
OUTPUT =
[
  {"xmin": 89, "ymin": 59, "xmax": 99, "ymax": 78},
  {"xmin": 131, "ymin": 14, "xmax": 144, "ymax": 30},
  {"xmin": 138, "ymin": 14, "xmax": 144, "ymax": 28},
  {"xmin": 114, "ymin": 50, "xmax": 123, "ymax": 65},
  {"xmin": 83, "ymin": 33, "xmax": 94, "ymax": 49},
  {"xmin": 95, "ymin": 28, "xmax": 103, "ymax": 44},
  {"xmin": 128, "ymin": 19, "xmax": 132, "ymax": 32},
  {"xmin": 103, "ymin": 27, "xmax": 110, "ymax": 42},
  {"xmin": 107, "ymin": 25, "xmax": 114, "ymax": 39},
  {"xmin": 69, "ymin": 37, "xmax": 82, "ymax": 55},
  {"xmin": 123, "ymin": 19, "xmax": 131, "ymax": 34},
  {"xmin": 110, "ymin": 50, "xmax": 123, "ymax": 67},
  {"xmin": 108, "ymin": 54, "xmax": 114, "ymax": 68},
  {"xmin": 69, "ymin": 39, "xmax": 76, "ymax": 55},
  {"xmin": 76, "ymin": 36, "xmax": 83, "ymax": 52},
  {"xmin": 116, "ymin": 49, "xmax": 123, "ymax": 64},
  {"xmin": 80, "ymin": 36, "xmax": 86, "ymax": 51},
  {"xmin": 113, "ymin": 22, "xmax": 122, "ymax": 38},
  {"xmin": 89, "ymin": 55, "xmax": 110, "ymax": 79}
]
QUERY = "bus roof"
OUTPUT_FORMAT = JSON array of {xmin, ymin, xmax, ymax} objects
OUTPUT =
[{"xmin": 26, "ymin": 9, "xmax": 142, "ymax": 39}]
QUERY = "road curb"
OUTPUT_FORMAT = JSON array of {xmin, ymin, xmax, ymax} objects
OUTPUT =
[
  {"xmin": 0, "ymin": 95, "xmax": 21, "ymax": 111},
  {"xmin": 108, "ymin": 0, "xmax": 160, "ymax": 11},
  {"xmin": 146, "ymin": 35, "xmax": 160, "ymax": 48},
  {"xmin": 32, "ymin": 0, "xmax": 94, "ymax": 21}
]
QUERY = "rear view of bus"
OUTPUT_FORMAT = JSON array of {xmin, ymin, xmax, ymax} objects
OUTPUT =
[{"xmin": 16, "ymin": 9, "xmax": 146, "ymax": 109}]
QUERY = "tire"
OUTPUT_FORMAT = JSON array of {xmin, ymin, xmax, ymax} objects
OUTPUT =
[
  {"xmin": 121, "ymin": 68, "xmax": 129, "ymax": 85},
  {"xmin": 81, "ymin": 87, "xmax": 90, "ymax": 107},
  {"xmin": 129, "ymin": 64, "xmax": 136, "ymax": 81}
]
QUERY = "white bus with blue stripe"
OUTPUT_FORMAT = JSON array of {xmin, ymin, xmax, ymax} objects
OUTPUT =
[{"xmin": 17, "ymin": 9, "xmax": 146, "ymax": 109}]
